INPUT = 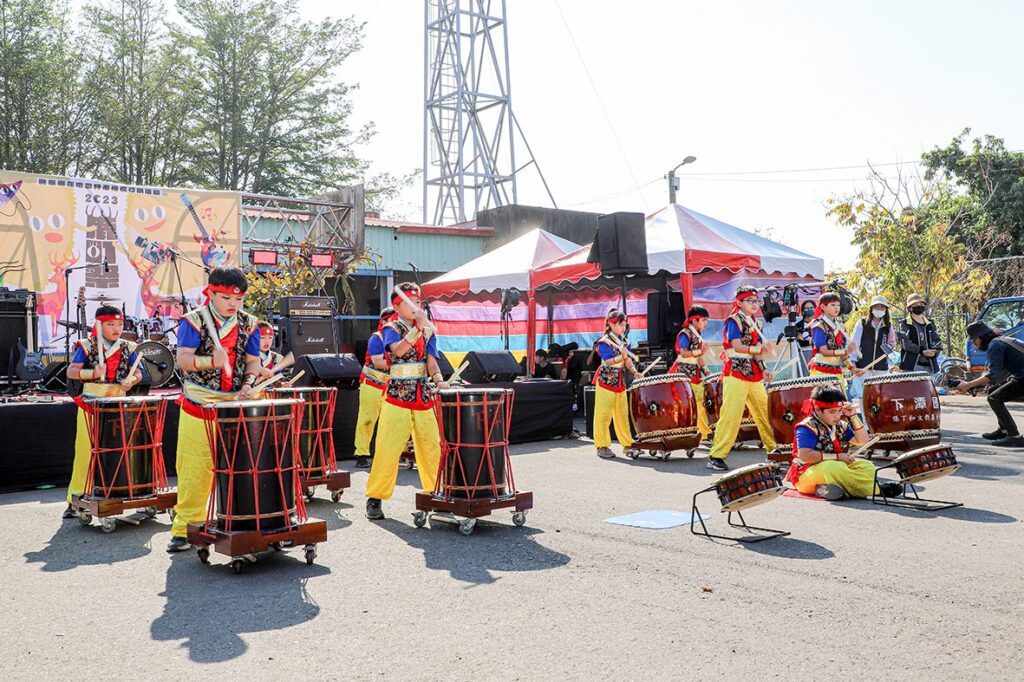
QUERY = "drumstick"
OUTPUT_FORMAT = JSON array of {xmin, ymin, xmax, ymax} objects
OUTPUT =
[
  {"xmin": 126, "ymin": 353, "xmax": 143, "ymax": 384},
  {"xmin": 251, "ymin": 372, "xmax": 284, "ymax": 393},
  {"xmin": 637, "ymin": 357, "xmax": 663, "ymax": 377},
  {"xmin": 860, "ymin": 354, "xmax": 887, "ymax": 372},
  {"xmin": 392, "ymin": 286, "xmax": 437, "ymax": 332},
  {"xmin": 851, "ymin": 436, "xmax": 880, "ymax": 459},
  {"xmin": 94, "ymin": 323, "xmax": 106, "ymax": 367},
  {"xmin": 282, "ymin": 370, "xmax": 305, "ymax": 388},
  {"xmin": 447, "ymin": 361, "xmax": 469, "ymax": 383},
  {"xmin": 198, "ymin": 306, "xmax": 232, "ymax": 380}
]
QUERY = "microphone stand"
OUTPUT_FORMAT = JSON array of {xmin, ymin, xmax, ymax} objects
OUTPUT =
[{"xmin": 62, "ymin": 261, "xmax": 108, "ymax": 362}]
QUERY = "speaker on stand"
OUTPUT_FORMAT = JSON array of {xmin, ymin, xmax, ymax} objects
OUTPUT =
[{"xmin": 586, "ymin": 212, "xmax": 649, "ymax": 329}]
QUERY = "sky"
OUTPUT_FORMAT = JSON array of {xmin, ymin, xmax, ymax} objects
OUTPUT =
[{"xmin": 77, "ymin": 0, "xmax": 1024, "ymax": 272}]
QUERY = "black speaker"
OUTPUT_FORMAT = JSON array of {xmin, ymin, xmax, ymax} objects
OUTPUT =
[
  {"xmin": 646, "ymin": 291, "xmax": 685, "ymax": 346},
  {"xmin": 279, "ymin": 317, "xmax": 336, "ymax": 357},
  {"xmin": 292, "ymin": 353, "xmax": 362, "ymax": 389},
  {"xmin": 462, "ymin": 350, "xmax": 523, "ymax": 384},
  {"xmin": 0, "ymin": 290, "xmax": 37, "ymax": 380},
  {"xmin": 436, "ymin": 352, "xmax": 454, "ymax": 379},
  {"xmin": 587, "ymin": 212, "xmax": 647, "ymax": 275}
]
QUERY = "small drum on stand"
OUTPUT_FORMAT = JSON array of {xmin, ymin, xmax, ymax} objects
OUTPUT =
[
  {"xmin": 72, "ymin": 395, "xmax": 176, "ymax": 533},
  {"xmin": 270, "ymin": 386, "xmax": 351, "ymax": 503},
  {"xmin": 766, "ymin": 375, "xmax": 843, "ymax": 462},
  {"xmin": 702, "ymin": 372, "xmax": 761, "ymax": 445},
  {"xmin": 414, "ymin": 388, "xmax": 533, "ymax": 536},
  {"xmin": 627, "ymin": 373, "xmax": 700, "ymax": 460},
  {"xmin": 690, "ymin": 462, "xmax": 789, "ymax": 542},
  {"xmin": 862, "ymin": 371, "xmax": 941, "ymax": 453},
  {"xmin": 186, "ymin": 398, "xmax": 328, "ymax": 573},
  {"xmin": 121, "ymin": 317, "xmax": 140, "ymax": 342},
  {"xmin": 871, "ymin": 443, "xmax": 961, "ymax": 511}
]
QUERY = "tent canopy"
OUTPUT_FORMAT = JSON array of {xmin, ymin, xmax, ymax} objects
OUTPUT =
[
  {"xmin": 423, "ymin": 228, "xmax": 579, "ymax": 298},
  {"xmin": 530, "ymin": 204, "xmax": 824, "ymax": 289}
]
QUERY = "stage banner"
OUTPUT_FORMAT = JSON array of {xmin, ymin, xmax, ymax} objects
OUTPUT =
[{"xmin": 0, "ymin": 171, "xmax": 240, "ymax": 352}]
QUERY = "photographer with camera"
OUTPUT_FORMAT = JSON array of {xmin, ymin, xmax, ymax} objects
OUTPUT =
[
  {"xmin": 956, "ymin": 322, "xmax": 1024, "ymax": 448},
  {"xmin": 898, "ymin": 293, "xmax": 942, "ymax": 373}
]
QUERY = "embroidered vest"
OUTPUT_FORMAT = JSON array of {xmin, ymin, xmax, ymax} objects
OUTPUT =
[
  {"xmin": 594, "ymin": 333, "xmax": 629, "ymax": 392},
  {"xmin": 181, "ymin": 307, "xmax": 256, "ymax": 393},
  {"xmin": 261, "ymin": 350, "xmax": 283, "ymax": 370},
  {"xmin": 794, "ymin": 415, "xmax": 853, "ymax": 454},
  {"xmin": 384, "ymin": 318, "xmax": 435, "ymax": 409},
  {"xmin": 809, "ymin": 317, "xmax": 846, "ymax": 372},
  {"xmin": 79, "ymin": 337, "xmax": 135, "ymax": 385},
  {"xmin": 672, "ymin": 326, "xmax": 704, "ymax": 381},
  {"xmin": 723, "ymin": 313, "xmax": 764, "ymax": 381}
]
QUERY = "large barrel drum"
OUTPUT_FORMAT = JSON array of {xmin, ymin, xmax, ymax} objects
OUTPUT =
[
  {"xmin": 86, "ymin": 395, "xmax": 170, "ymax": 499},
  {"xmin": 766, "ymin": 375, "xmax": 842, "ymax": 452},
  {"xmin": 702, "ymin": 372, "xmax": 760, "ymax": 443},
  {"xmin": 209, "ymin": 398, "xmax": 302, "ymax": 532},
  {"xmin": 437, "ymin": 388, "xmax": 512, "ymax": 499},
  {"xmin": 627, "ymin": 373, "xmax": 700, "ymax": 451},
  {"xmin": 861, "ymin": 371, "xmax": 941, "ymax": 452},
  {"xmin": 269, "ymin": 386, "xmax": 337, "ymax": 478}
]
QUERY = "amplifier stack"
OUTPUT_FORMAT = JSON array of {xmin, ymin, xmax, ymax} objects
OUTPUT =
[{"xmin": 277, "ymin": 296, "xmax": 337, "ymax": 357}]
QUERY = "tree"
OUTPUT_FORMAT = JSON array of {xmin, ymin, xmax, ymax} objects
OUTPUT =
[
  {"xmin": 173, "ymin": 0, "xmax": 371, "ymax": 197},
  {"xmin": 0, "ymin": 0, "xmax": 91, "ymax": 175},
  {"xmin": 922, "ymin": 128, "xmax": 1024, "ymax": 256}
]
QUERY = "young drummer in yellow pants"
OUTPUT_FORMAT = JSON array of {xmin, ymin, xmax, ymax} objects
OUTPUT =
[
  {"xmin": 669, "ymin": 305, "xmax": 712, "ymax": 440},
  {"xmin": 707, "ymin": 287, "xmax": 777, "ymax": 471},
  {"xmin": 593, "ymin": 309, "xmax": 639, "ymax": 459},
  {"xmin": 808, "ymin": 292, "xmax": 864, "ymax": 395},
  {"xmin": 63, "ymin": 306, "xmax": 142, "ymax": 518},
  {"xmin": 365, "ymin": 284, "xmax": 448, "ymax": 520},
  {"xmin": 785, "ymin": 384, "xmax": 904, "ymax": 500},
  {"xmin": 353, "ymin": 307, "xmax": 395, "ymax": 468},
  {"xmin": 167, "ymin": 267, "xmax": 263, "ymax": 553}
]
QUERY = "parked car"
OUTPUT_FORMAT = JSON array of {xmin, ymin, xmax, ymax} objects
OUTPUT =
[{"xmin": 966, "ymin": 296, "xmax": 1024, "ymax": 368}]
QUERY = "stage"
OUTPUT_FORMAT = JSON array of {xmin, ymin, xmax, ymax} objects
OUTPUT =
[{"xmin": 0, "ymin": 379, "xmax": 575, "ymax": 493}]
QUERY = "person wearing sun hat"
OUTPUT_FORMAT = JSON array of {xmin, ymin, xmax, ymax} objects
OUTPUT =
[
  {"xmin": 898, "ymin": 293, "xmax": 942, "ymax": 373},
  {"xmin": 850, "ymin": 295, "xmax": 897, "ymax": 379}
]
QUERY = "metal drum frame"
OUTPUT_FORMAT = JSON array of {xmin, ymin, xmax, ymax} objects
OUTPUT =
[
  {"xmin": 871, "ymin": 443, "xmax": 962, "ymax": 511},
  {"xmin": 691, "ymin": 463, "xmax": 789, "ymax": 543}
]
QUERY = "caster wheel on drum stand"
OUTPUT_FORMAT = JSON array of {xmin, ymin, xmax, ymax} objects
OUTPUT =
[
  {"xmin": 412, "ymin": 511, "xmax": 428, "ymax": 528},
  {"xmin": 231, "ymin": 559, "xmax": 245, "ymax": 575},
  {"xmin": 512, "ymin": 511, "xmax": 527, "ymax": 527},
  {"xmin": 304, "ymin": 488, "xmax": 316, "ymax": 503},
  {"xmin": 304, "ymin": 544, "xmax": 317, "ymax": 565},
  {"xmin": 627, "ymin": 449, "xmax": 640, "ymax": 460},
  {"xmin": 458, "ymin": 518, "xmax": 477, "ymax": 536},
  {"xmin": 77, "ymin": 511, "xmax": 93, "ymax": 526},
  {"xmin": 100, "ymin": 517, "xmax": 117, "ymax": 533},
  {"xmin": 197, "ymin": 547, "xmax": 211, "ymax": 564},
  {"xmin": 659, "ymin": 451, "xmax": 672, "ymax": 462},
  {"xmin": 144, "ymin": 506, "xmax": 158, "ymax": 519},
  {"xmin": 270, "ymin": 542, "xmax": 283, "ymax": 552},
  {"xmin": 330, "ymin": 490, "xmax": 343, "ymax": 503},
  {"xmin": 686, "ymin": 449, "xmax": 696, "ymax": 458},
  {"xmin": 406, "ymin": 459, "xmax": 415, "ymax": 470}
]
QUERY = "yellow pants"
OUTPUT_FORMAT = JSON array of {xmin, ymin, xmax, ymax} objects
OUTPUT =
[
  {"xmin": 593, "ymin": 385, "xmax": 634, "ymax": 449},
  {"xmin": 171, "ymin": 411, "xmax": 215, "ymax": 538},
  {"xmin": 365, "ymin": 401, "xmax": 441, "ymax": 500},
  {"xmin": 67, "ymin": 408, "xmax": 91, "ymax": 504},
  {"xmin": 692, "ymin": 382, "xmax": 712, "ymax": 439},
  {"xmin": 810, "ymin": 369, "xmax": 848, "ymax": 396},
  {"xmin": 709, "ymin": 376, "xmax": 777, "ymax": 459},
  {"xmin": 354, "ymin": 382, "xmax": 385, "ymax": 457},
  {"xmin": 794, "ymin": 459, "xmax": 879, "ymax": 498}
]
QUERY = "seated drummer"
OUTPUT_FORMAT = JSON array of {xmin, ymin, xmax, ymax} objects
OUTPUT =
[
  {"xmin": 63, "ymin": 306, "xmax": 143, "ymax": 519},
  {"xmin": 669, "ymin": 305, "xmax": 712, "ymax": 441},
  {"xmin": 786, "ymin": 385, "xmax": 903, "ymax": 500},
  {"xmin": 808, "ymin": 292, "xmax": 864, "ymax": 394}
]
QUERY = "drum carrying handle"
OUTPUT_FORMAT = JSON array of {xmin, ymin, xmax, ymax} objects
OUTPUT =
[
  {"xmin": 645, "ymin": 401, "xmax": 660, "ymax": 415},
  {"xmin": 782, "ymin": 409, "xmax": 795, "ymax": 424},
  {"xmin": 868, "ymin": 403, "xmax": 881, "ymax": 415}
]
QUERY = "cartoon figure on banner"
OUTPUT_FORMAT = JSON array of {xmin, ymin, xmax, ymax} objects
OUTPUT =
[
  {"xmin": 0, "ymin": 179, "xmax": 30, "ymax": 216},
  {"xmin": 180, "ymin": 192, "xmax": 228, "ymax": 269},
  {"xmin": 128, "ymin": 253, "xmax": 162, "ymax": 318},
  {"xmin": 36, "ymin": 246, "xmax": 80, "ymax": 337}
]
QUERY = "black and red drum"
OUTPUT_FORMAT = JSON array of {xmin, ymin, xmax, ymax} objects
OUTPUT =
[
  {"xmin": 862, "ymin": 371, "xmax": 941, "ymax": 451},
  {"xmin": 702, "ymin": 371, "xmax": 760, "ymax": 442},
  {"xmin": 204, "ymin": 398, "xmax": 306, "ymax": 533},
  {"xmin": 435, "ymin": 388, "xmax": 514, "ymax": 499},
  {"xmin": 893, "ymin": 444, "xmax": 960, "ymax": 484},
  {"xmin": 714, "ymin": 462, "xmax": 785, "ymax": 512},
  {"xmin": 766, "ymin": 375, "xmax": 842, "ymax": 454},
  {"xmin": 627, "ymin": 373, "xmax": 700, "ymax": 454},
  {"xmin": 85, "ymin": 395, "xmax": 171, "ymax": 499},
  {"xmin": 269, "ymin": 387, "xmax": 337, "ymax": 479}
]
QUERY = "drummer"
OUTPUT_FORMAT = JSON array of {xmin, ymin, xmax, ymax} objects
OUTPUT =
[
  {"xmin": 353, "ymin": 307, "xmax": 396, "ymax": 469},
  {"xmin": 707, "ymin": 287, "xmax": 777, "ymax": 471},
  {"xmin": 365, "ymin": 284, "xmax": 448, "ymax": 520},
  {"xmin": 808, "ymin": 292, "xmax": 864, "ymax": 394},
  {"xmin": 63, "ymin": 306, "xmax": 143, "ymax": 519},
  {"xmin": 669, "ymin": 304, "xmax": 712, "ymax": 441},
  {"xmin": 255, "ymin": 321, "xmax": 290, "ymax": 379},
  {"xmin": 786, "ymin": 384, "xmax": 904, "ymax": 500},
  {"xmin": 167, "ymin": 267, "xmax": 262, "ymax": 553},
  {"xmin": 592, "ymin": 309, "xmax": 639, "ymax": 459}
]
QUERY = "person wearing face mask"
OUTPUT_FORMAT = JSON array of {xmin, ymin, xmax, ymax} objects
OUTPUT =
[
  {"xmin": 850, "ymin": 296, "xmax": 897, "ymax": 378},
  {"xmin": 796, "ymin": 301, "xmax": 816, "ymax": 348},
  {"xmin": 898, "ymin": 293, "xmax": 942, "ymax": 373}
]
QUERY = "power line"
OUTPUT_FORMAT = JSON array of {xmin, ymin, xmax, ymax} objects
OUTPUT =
[{"xmin": 681, "ymin": 159, "xmax": 921, "ymax": 176}]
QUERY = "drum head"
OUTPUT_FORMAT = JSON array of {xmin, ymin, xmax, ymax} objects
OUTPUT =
[
  {"xmin": 863, "ymin": 371, "xmax": 932, "ymax": 386},
  {"xmin": 767, "ymin": 375, "xmax": 841, "ymax": 393},
  {"xmin": 136, "ymin": 341, "xmax": 175, "ymax": 387},
  {"xmin": 895, "ymin": 444, "xmax": 960, "ymax": 484},
  {"xmin": 213, "ymin": 397, "xmax": 304, "ymax": 410},
  {"xmin": 721, "ymin": 487, "xmax": 784, "ymax": 513},
  {"xmin": 628, "ymin": 373, "xmax": 688, "ymax": 390}
]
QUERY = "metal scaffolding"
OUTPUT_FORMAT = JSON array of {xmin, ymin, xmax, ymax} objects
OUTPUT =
[{"xmin": 423, "ymin": 0, "xmax": 555, "ymax": 225}]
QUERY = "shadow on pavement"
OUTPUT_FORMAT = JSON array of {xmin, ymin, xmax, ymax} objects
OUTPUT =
[
  {"xmin": 737, "ymin": 535, "xmax": 835, "ymax": 560},
  {"xmin": 839, "ymin": 499, "xmax": 1017, "ymax": 524},
  {"xmin": 24, "ymin": 515, "xmax": 167, "ymax": 571},
  {"xmin": 375, "ymin": 516, "xmax": 570, "ymax": 586},
  {"xmin": 151, "ymin": 545, "xmax": 329, "ymax": 663}
]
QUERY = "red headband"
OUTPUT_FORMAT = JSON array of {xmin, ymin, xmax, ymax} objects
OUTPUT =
[
  {"xmin": 95, "ymin": 313, "xmax": 121, "ymax": 322},
  {"xmin": 730, "ymin": 291, "xmax": 758, "ymax": 316},
  {"xmin": 204, "ymin": 283, "xmax": 245, "ymax": 305},
  {"xmin": 802, "ymin": 398, "xmax": 844, "ymax": 415},
  {"xmin": 259, "ymin": 326, "xmax": 274, "ymax": 338},
  {"xmin": 682, "ymin": 314, "xmax": 706, "ymax": 329},
  {"xmin": 606, "ymin": 313, "xmax": 626, "ymax": 324},
  {"xmin": 392, "ymin": 289, "xmax": 421, "ymax": 307}
]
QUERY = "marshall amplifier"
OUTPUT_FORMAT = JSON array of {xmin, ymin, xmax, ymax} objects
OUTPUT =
[
  {"xmin": 279, "ymin": 296, "xmax": 333, "ymax": 317},
  {"xmin": 279, "ymin": 317, "xmax": 337, "ymax": 357}
]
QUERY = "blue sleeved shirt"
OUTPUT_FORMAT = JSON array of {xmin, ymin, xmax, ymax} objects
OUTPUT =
[
  {"xmin": 812, "ymin": 327, "xmax": 829, "ymax": 349},
  {"xmin": 795, "ymin": 423, "xmax": 855, "ymax": 450},
  {"xmin": 597, "ymin": 341, "xmax": 616, "ymax": 361},
  {"xmin": 176, "ymin": 319, "xmax": 261, "ymax": 356},
  {"xmin": 382, "ymin": 327, "xmax": 439, "ymax": 358},
  {"xmin": 676, "ymin": 332, "xmax": 691, "ymax": 351},
  {"xmin": 367, "ymin": 332, "xmax": 385, "ymax": 357},
  {"xmin": 724, "ymin": 319, "xmax": 742, "ymax": 342},
  {"xmin": 987, "ymin": 338, "xmax": 1024, "ymax": 384},
  {"xmin": 72, "ymin": 347, "xmax": 87, "ymax": 364}
]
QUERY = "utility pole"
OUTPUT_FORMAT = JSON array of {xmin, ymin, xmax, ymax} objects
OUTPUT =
[{"xmin": 667, "ymin": 156, "xmax": 696, "ymax": 205}]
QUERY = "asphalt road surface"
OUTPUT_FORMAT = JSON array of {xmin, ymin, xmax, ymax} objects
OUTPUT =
[{"xmin": 2, "ymin": 395, "xmax": 1022, "ymax": 679}]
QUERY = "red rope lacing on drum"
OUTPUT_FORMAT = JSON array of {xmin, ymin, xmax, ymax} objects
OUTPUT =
[
  {"xmin": 432, "ymin": 389, "xmax": 516, "ymax": 500},
  {"xmin": 85, "ymin": 398, "xmax": 170, "ymax": 500}
]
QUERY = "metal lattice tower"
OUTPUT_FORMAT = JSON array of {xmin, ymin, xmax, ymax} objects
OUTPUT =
[{"xmin": 424, "ymin": 0, "xmax": 555, "ymax": 225}]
